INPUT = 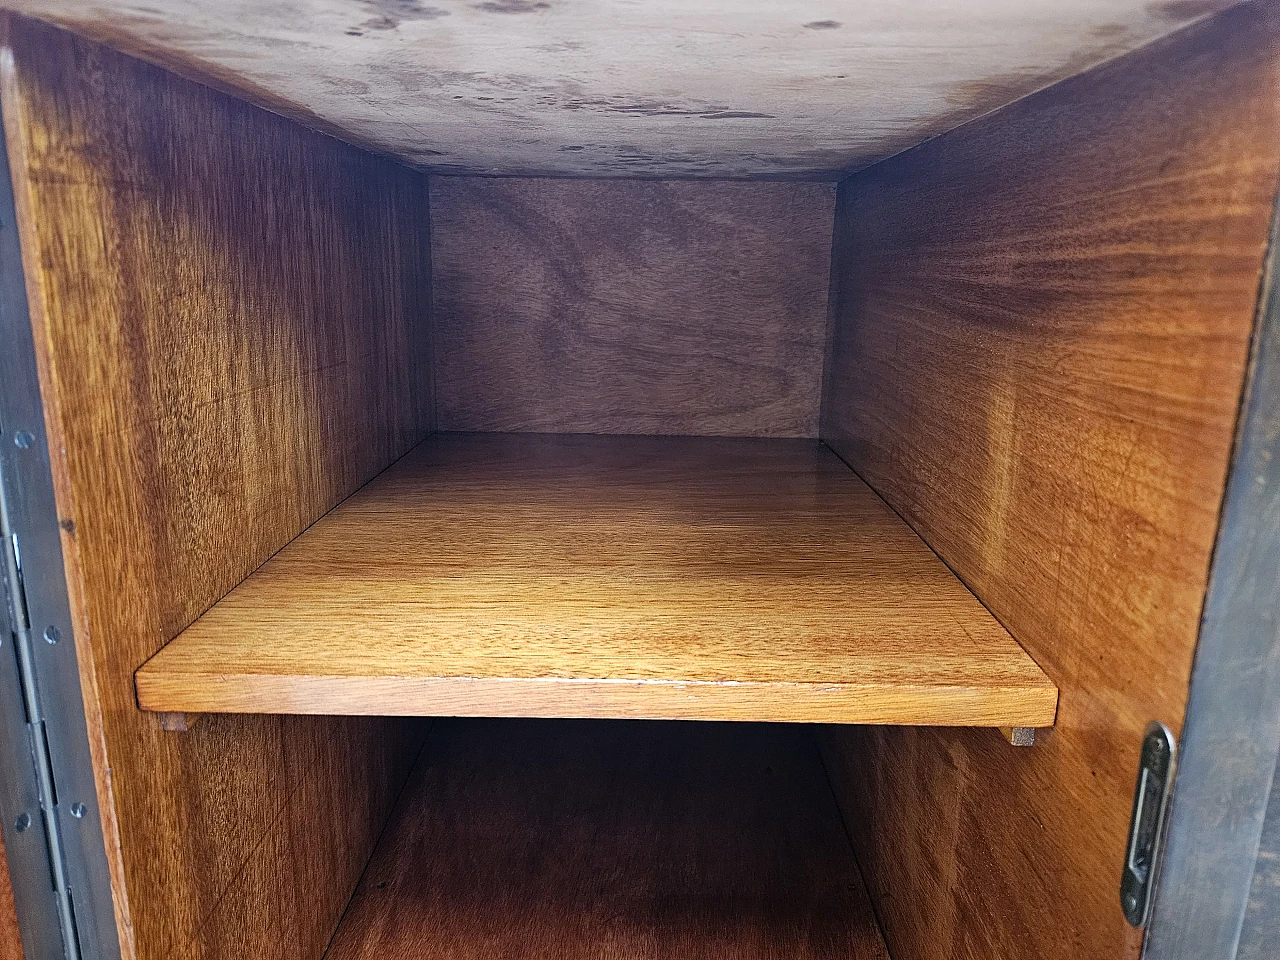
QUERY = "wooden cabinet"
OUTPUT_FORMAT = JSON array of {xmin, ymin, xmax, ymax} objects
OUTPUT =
[{"xmin": 0, "ymin": 3, "xmax": 1276, "ymax": 960}]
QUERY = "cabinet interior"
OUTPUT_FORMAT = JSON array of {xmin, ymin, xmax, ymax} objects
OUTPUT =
[{"xmin": 0, "ymin": 4, "xmax": 1275, "ymax": 960}]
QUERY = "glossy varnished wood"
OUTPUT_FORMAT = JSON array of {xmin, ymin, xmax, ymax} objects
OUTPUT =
[
  {"xmin": 819, "ymin": 5, "xmax": 1280, "ymax": 960},
  {"xmin": 136, "ymin": 433, "xmax": 1057, "ymax": 725},
  {"xmin": 0, "ymin": 833, "xmax": 19, "ymax": 960},
  {"xmin": 431, "ymin": 178, "xmax": 835, "ymax": 438},
  {"xmin": 324, "ymin": 719, "xmax": 889, "ymax": 960},
  {"xmin": 0, "ymin": 16, "xmax": 432, "ymax": 960}
]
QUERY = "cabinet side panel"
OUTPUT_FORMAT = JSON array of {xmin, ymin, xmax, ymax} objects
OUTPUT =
[
  {"xmin": 818, "ymin": 4, "xmax": 1280, "ymax": 960},
  {"xmin": 431, "ymin": 178, "xmax": 835, "ymax": 438},
  {"xmin": 0, "ymin": 832, "xmax": 19, "ymax": 959},
  {"xmin": 0, "ymin": 15, "xmax": 433, "ymax": 960}
]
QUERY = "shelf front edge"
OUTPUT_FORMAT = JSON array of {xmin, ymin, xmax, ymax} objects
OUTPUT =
[{"xmin": 134, "ymin": 670, "xmax": 1059, "ymax": 727}]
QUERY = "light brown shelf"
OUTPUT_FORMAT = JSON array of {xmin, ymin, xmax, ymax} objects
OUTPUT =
[
  {"xmin": 323, "ymin": 719, "xmax": 890, "ymax": 960},
  {"xmin": 135, "ymin": 433, "xmax": 1058, "ymax": 726}
]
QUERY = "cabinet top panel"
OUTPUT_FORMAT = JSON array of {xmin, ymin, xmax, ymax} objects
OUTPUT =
[
  {"xmin": 5, "ymin": 0, "xmax": 1238, "ymax": 179},
  {"xmin": 136, "ymin": 433, "xmax": 1058, "ymax": 726}
]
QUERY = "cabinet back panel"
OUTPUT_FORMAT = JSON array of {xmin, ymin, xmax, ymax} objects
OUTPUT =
[
  {"xmin": 431, "ymin": 177, "xmax": 835, "ymax": 437},
  {"xmin": 819, "ymin": 4, "xmax": 1280, "ymax": 959},
  {"xmin": 0, "ymin": 15, "xmax": 432, "ymax": 960}
]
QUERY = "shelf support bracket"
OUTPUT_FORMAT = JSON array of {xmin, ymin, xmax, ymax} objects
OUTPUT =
[
  {"xmin": 999, "ymin": 726, "xmax": 1036, "ymax": 747},
  {"xmin": 158, "ymin": 712, "xmax": 200, "ymax": 733}
]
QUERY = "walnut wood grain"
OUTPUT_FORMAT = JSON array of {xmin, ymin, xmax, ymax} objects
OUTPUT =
[
  {"xmin": 431, "ymin": 178, "xmax": 835, "ymax": 438},
  {"xmin": 0, "ymin": 15, "xmax": 432, "ymax": 960},
  {"xmin": 818, "ymin": 4, "xmax": 1280, "ymax": 960},
  {"xmin": 135, "ymin": 433, "xmax": 1057, "ymax": 726},
  {"xmin": 0, "ymin": 832, "xmax": 20, "ymax": 960},
  {"xmin": 323, "ymin": 718, "xmax": 889, "ymax": 960}
]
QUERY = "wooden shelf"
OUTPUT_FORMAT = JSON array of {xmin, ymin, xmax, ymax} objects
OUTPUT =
[
  {"xmin": 323, "ymin": 719, "xmax": 891, "ymax": 960},
  {"xmin": 135, "ymin": 433, "xmax": 1057, "ymax": 726}
]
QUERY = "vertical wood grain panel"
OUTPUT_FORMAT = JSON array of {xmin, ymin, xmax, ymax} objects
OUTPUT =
[
  {"xmin": 819, "ymin": 4, "xmax": 1280, "ymax": 959},
  {"xmin": 0, "ymin": 15, "xmax": 432, "ymax": 959},
  {"xmin": 431, "ymin": 178, "xmax": 835, "ymax": 438},
  {"xmin": 0, "ymin": 833, "xmax": 20, "ymax": 960}
]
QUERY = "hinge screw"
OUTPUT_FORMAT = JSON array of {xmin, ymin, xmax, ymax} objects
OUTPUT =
[
  {"xmin": 69, "ymin": 803, "xmax": 86, "ymax": 819},
  {"xmin": 12, "ymin": 430, "xmax": 33, "ymax": 449},
  {"xmin": 43, "ymin": 626, "xmax": 60, "ymax": 644},
  {"xmin": 14, "ymin": 812, "xmax": 30, "ymax": 832}
]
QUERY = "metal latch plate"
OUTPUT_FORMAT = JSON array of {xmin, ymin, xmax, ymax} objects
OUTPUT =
[{"xmin": 1121, "ymin": 720, "xmax": 1177, "ymax": 926}]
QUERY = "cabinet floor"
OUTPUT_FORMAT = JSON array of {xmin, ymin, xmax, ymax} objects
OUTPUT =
[{"xmin": 323, "ymin": 718, "xmax": 890, "ymax": 960}]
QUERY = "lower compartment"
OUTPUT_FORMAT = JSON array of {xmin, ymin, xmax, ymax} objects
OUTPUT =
[{"xmin": 323, "ymin": 719, "xmax": 888, "ymax": 960}]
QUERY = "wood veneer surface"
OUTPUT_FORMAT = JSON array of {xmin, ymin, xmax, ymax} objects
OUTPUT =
[
  {"xmin": 136, "ymin": 433, "xmax": 1057, "ymax": 726},
  {"xmin": 0, "ymin": 833, "xmax": 20, "ymax": 960},
  {"xmin": 0, "ymin": 15, "xmax": 432, "ymax": 959},
  {"xmin": 324, "ymin": 719, "xmax": 889, "ymax": 960},
  {"xmin": 819, "ymin": 4, "xmax": 1280, "ymax": 959},
  {"xmin": 431, "ymin": 178, "xmax": 835, "ymax": 438}
]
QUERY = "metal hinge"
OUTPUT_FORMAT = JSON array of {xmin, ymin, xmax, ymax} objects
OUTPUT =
[
  {"xmin": 1121, "ymin": 720, "xmax": 1177, "ymax": 927},
  {"xmin": 1, "ymin": 517, "xmax": 83, "ymax": 960},
  {"xmin": 0, "ymin": 103, "xmax": 115, "ymax": 960}
]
